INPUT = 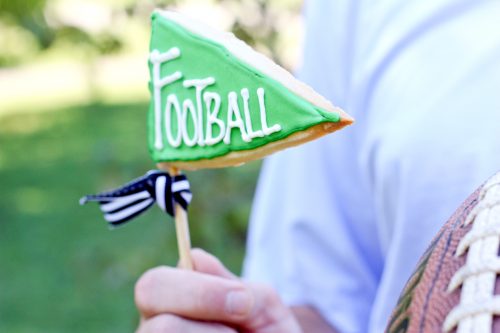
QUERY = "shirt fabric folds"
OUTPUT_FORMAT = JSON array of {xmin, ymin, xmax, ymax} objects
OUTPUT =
[{"xmin": 243, "ymin": 1, "xmax": 500, "ymax": 332}]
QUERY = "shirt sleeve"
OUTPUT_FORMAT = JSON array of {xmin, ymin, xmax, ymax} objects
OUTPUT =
[
  {"xmin": 245, "ymin": 1, "xmax": 500, "ymax": 333},
  {"xmin": 357, "ymin": 2, "xmax": 500, "ymax": 329},
  {"xmin": 242, "ymin": 136, "xmax": 382, "ymax": 333},
  {"xmin": 242, "ymin": 1, "xmax": 382, "ymax": 332}
]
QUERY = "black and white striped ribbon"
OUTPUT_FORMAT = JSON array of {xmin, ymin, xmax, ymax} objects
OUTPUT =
[{"xmin": 80, "ymin": 170, "xmax": 192, "ymax": 227}]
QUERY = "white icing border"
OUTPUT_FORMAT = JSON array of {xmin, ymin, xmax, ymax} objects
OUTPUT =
[{"xmin": 154, "ymin": 10, "xmax": 352, "ymax": 123}]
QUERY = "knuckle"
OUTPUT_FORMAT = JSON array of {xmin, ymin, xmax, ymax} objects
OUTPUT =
[
  {"xmin": 194, "ymin": 283, "xmax": 214, "ymax": 312},
  {"xmin": 134, "ymin": 266, "xmax": 169, "ymax": 313}
]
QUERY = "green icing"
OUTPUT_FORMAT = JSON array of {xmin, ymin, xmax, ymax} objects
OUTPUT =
[{"xmin": 148, "ymin": 12, "xmax": 340, "ymax": 163}]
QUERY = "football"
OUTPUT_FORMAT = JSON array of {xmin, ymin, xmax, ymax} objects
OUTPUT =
[{"xmin": 386, "ymin": 171, "xmax": 500, "ymax": 333}]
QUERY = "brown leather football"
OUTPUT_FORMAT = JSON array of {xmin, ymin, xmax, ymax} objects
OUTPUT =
[{"xmin": 386, "ymin": 171, "xmax": 500, "ymax": 333}]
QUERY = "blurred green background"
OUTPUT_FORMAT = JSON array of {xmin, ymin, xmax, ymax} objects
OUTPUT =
[{"xmin": 0, "ymin": 0, "xmax": 302, "ymax": 331}]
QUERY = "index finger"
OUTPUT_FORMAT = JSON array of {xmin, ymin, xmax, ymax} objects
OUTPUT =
[{"xmin": 137, "ymin": 313, "xmax": 238, "ymax": 333}]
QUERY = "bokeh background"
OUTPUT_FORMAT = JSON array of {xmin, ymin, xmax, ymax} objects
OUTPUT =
[{"xmin": 0, "ymin": 0, "xmax": 303, "ymax": 332}]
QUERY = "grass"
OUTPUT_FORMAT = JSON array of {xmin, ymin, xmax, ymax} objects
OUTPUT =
[{"xmin": 0, "ymin": 102, "xmax": 260, "ymax": 332}]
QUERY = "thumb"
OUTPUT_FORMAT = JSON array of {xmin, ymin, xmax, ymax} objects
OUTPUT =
[
  {"xmin": 182, "ymin": 248, "xmax": 237, "ymax": 280},
  {"xmin": 188, "ymin": 249, "xmax": 301, "ymax": 332}
]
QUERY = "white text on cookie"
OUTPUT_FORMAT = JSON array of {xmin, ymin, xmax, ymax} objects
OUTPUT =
[{"xmin": 150, "ymin": 48, "xmax": 282, "ymax": 149}]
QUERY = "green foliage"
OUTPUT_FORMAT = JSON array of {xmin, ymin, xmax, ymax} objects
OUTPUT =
[
  {"xmin": 0, "ymin": 102, "xmax": 258, "ymax": 332},
  {"xmin": 0, "ymin": 0, "xmax": 301, "ymax": 68},
  {"xmin": 0, "ymin": 0, "xmax": 127, "ymax": 67},
  {"xmin": 0, "ymin": 0, "xmax": 53, "ymax": 50},
  {"xmin": 0, "ymin": 0, "xmax": 47, "ymax": 19}
]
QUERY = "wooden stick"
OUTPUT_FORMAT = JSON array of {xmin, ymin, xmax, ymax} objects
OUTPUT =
[{"xmin": 169, "ymin": 167, "xmax": 194, "ymax": 270}]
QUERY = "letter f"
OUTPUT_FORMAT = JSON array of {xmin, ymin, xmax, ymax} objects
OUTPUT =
[{"xmin": 150, "ymin": 48, "xmax": 183, "ymax": 150}]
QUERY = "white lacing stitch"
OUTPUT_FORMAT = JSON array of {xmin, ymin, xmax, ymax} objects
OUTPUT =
[
  {"xmin": 444, "ymin": 297, "xmax": 500, "ymax": 332},
  {"xmin": 464, "ymin": 198, "xmax": 500, "ymax": 227},
  {"xmin": 447, "ymin": 258, "xmax": 500, "ymax": 292},
  {"xmin": 455, "ymin": 222, "xmax": 500, "ymax": 257},
  {"xmin": 443, "ymin": 173, "xmax": 500, "ymax": 333}
]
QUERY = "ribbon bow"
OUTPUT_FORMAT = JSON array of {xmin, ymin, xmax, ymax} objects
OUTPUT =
[{"xmin": 80, "ymin": 170, "xmax": 192, "ymax": 227}]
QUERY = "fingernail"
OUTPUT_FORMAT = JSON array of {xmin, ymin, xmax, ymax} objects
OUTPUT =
[{"xmin": 225, "ymin": 290, "xmax": 252, "ymax": 316}]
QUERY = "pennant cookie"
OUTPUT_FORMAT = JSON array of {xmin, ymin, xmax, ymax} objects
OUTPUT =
[{"xmin": 149, "ymin": 11, "xmax": 353, "ymax": 170}]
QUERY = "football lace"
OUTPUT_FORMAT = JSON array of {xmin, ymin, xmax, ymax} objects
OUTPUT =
[{"xmin": 443, "ymin": 172, "xmax": 500, "ymax": 333}]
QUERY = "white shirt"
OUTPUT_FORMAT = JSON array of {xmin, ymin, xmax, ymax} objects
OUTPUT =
[{"xmin": 242, "ymin": 1, "xmax": 500, "ymax": 332}]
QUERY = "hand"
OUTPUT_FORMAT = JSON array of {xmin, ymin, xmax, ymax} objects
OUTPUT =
[{"xmin": 134, "ymin": 249, "xmax": 303, "ymax": 333}]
